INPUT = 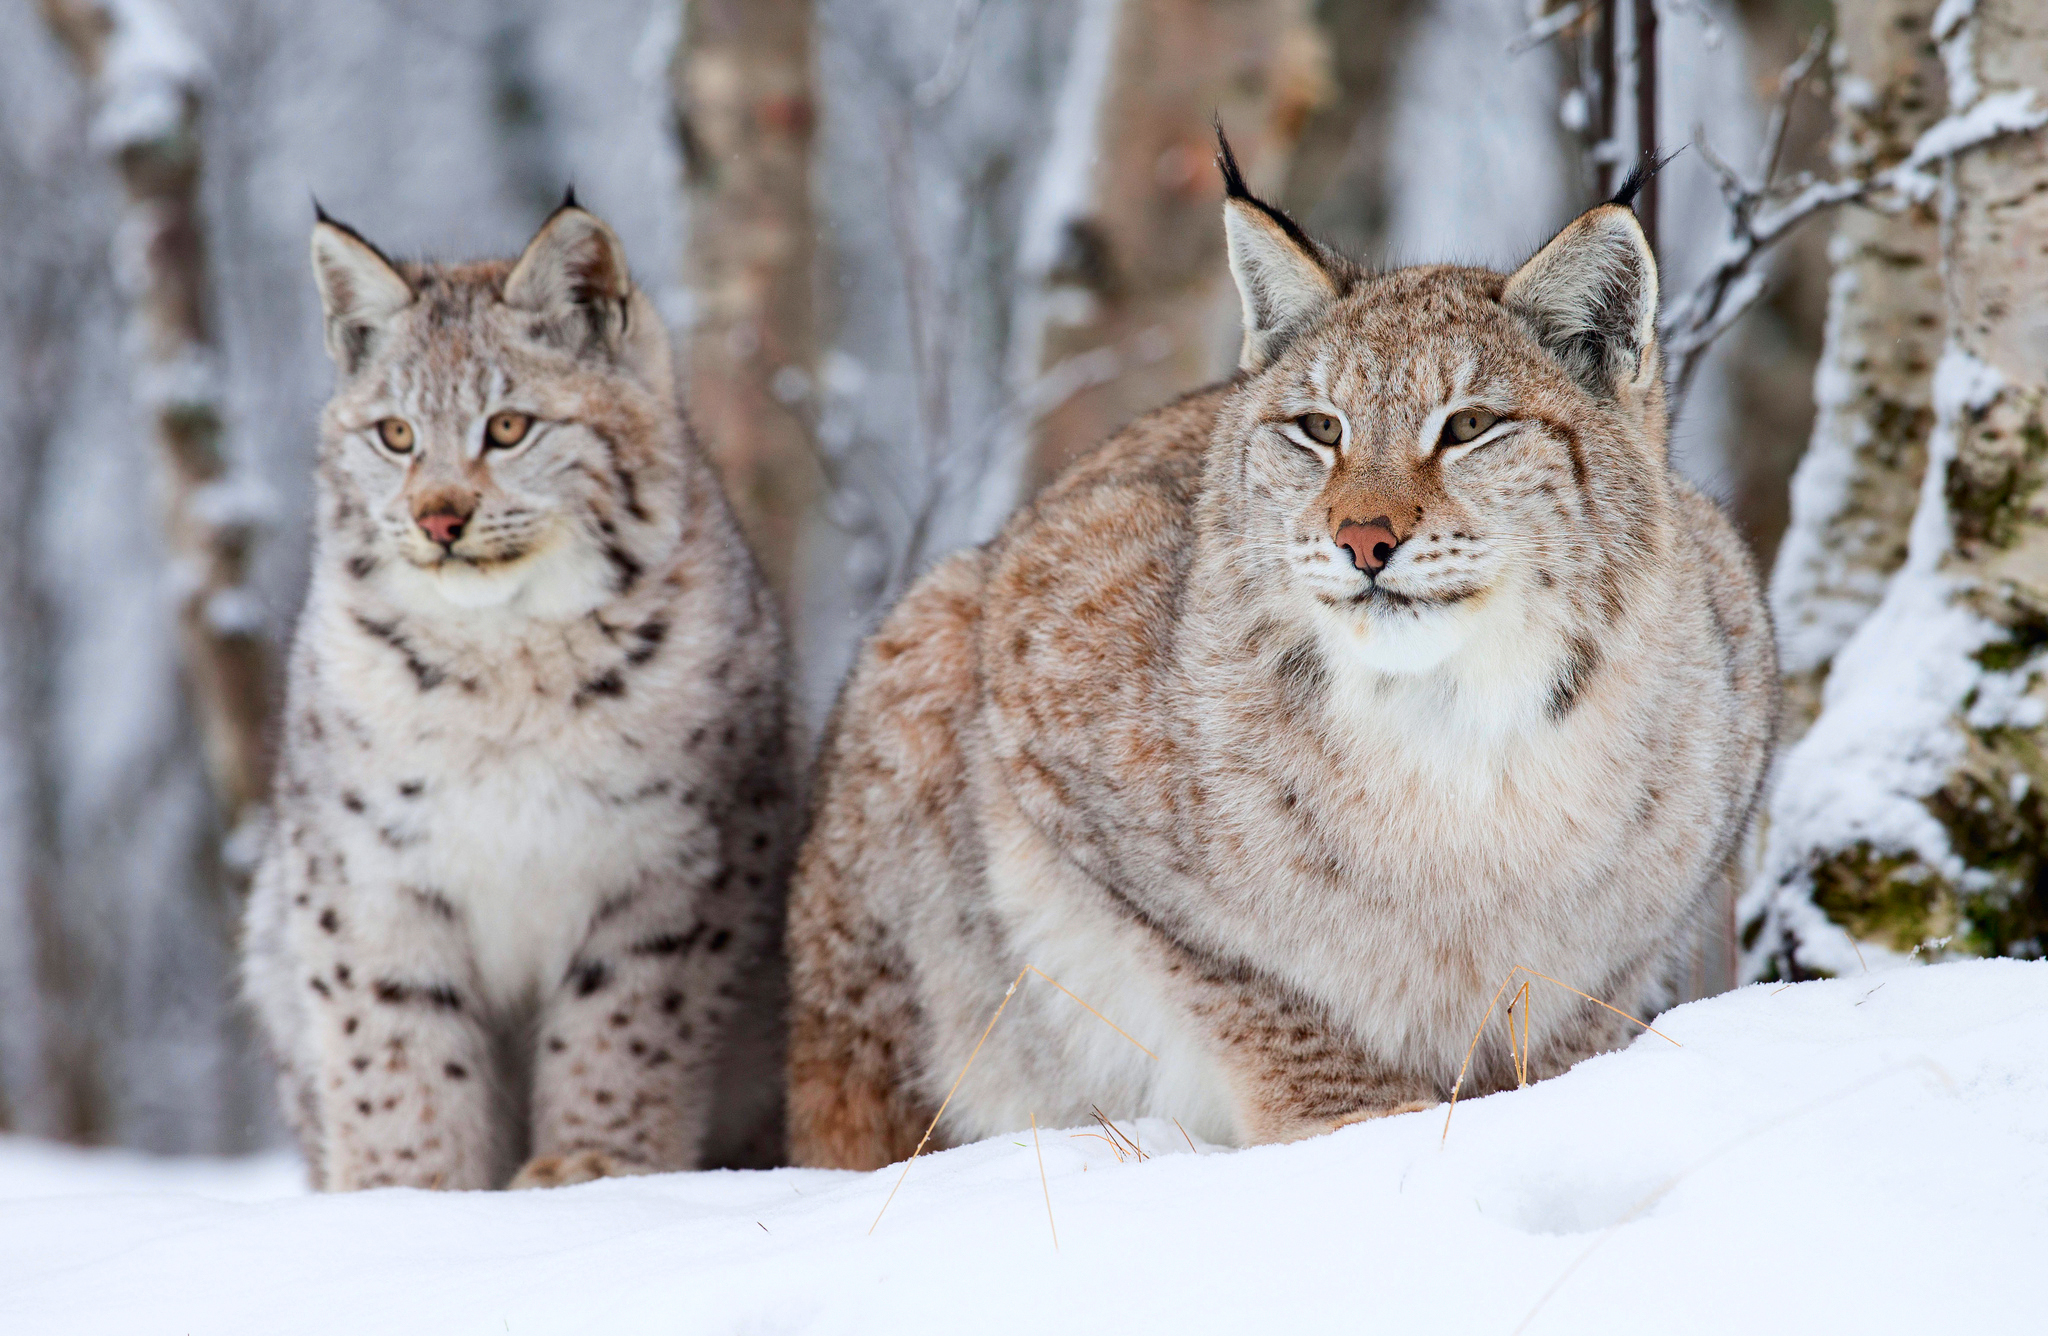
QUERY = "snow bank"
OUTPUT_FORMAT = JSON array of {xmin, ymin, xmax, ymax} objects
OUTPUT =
[{"xmin": 3, "ymin": 959, "xmax": 2043, "ymax": 1334}]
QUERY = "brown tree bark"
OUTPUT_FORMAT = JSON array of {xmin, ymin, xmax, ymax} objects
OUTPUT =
[
  {"xmin": 1019, "ymin": 0, "xmax": 1332, "ymax": 488},
  {"xmin": 672, "ymin": 0, "xmax": 821, "ymax": 603}
]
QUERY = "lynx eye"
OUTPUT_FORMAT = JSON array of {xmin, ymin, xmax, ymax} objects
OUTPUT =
[
  {"xmin": 1296, "ymin": 412, "xmax": 1343, "ymax": 447},
  {"xmin": 1442, "ymin": 408, "xmax": 1500, "ymax": 446},
  {"xmin": 485, "ymin": 411, "xmax": 533, "ymax": 449},
  {"xmin": 375, "ymin": 418, "xmax": 415, "ymax": 453}
]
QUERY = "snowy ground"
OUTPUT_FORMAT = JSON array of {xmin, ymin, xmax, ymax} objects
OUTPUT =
[{"xmin": 3, "ymin": 959, "xmax": 2043, "ymax": 1334}]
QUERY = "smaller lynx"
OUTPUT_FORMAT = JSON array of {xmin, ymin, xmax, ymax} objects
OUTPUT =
[
  {"xmin": 787, "ymin": 143, "xmax": 1776, "ymax": 1167},
  {"xmin": 244, "ymin": 198, "xmax": 791, "ymax": 1189}
]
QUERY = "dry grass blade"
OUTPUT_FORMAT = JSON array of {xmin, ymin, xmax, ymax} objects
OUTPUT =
[
  {"xmin": 1025, "ymin": 966, "xmax": 1159, "ymax": 1059},
  {"xmin": 1172, "ymin": 1118, "xmax": 1197, "ymax": 1153},
  {"xmin": 869, "ymin": 963, "xmax": 1157, "ymax": 1233},
  {"xmin": 1090, "ymin": 1105, "xmax": 1148, "ymax": 1162},
  {"xmin": 868, "ymin": 968, "xmax": 1027, "ymax": 1234},
  {"xmin": 1068, "ymin": 1131, "xmax": 1127, "ymax": 1163},
  {"xmin": 1441, "ymin": 965, "xmax": 1680, "ymax": 1145},
  {"xmin": 1031, "ymin": 1112, "xmax": 1057, "ymax": 1252}
]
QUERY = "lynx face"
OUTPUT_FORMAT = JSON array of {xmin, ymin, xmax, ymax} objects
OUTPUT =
[
  {"xmin": 1218, "ymin": 150, "xmax": 1663, "ymax": 681},
  {"xmin": 312, "ymin": 209, "xmax": 681, "ymax": 621}
]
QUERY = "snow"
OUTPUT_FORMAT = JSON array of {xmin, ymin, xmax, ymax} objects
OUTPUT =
[
  {"xmin": 88, "ymin": 0, "xmax": 207, "ymax": 152},
  {"xmin": 1905, "ymin": 90, "xmax": 2048, "ymax": 173},
  {"xmin": 3, "ymin": 959, "xmax": 2043, "ymax": 1334}
]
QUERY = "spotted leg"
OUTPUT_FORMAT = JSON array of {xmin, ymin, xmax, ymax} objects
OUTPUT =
[
  {"xmin": 512, "ymin": 882, "xmax": 746, "ymax": 1187},
  {"xmin": 301, "ymin": 885, "xmax": 500, "ymax": 1190}
]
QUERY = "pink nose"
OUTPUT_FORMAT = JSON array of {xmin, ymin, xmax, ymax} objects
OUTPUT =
[
  {"xmin": 1335, "ymin": 518, "xmax": 1399, "ymax": 572},
  {"xmin": 417, "ymin": 511, "xmax": 468, "ymax": 546}
]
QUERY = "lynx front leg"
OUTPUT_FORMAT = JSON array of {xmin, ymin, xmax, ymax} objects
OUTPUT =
[
  {"xmin": 1175, "ymin": 959, "xmax": 1439, "ymax": 1145},
  {"xmin": 514, "ymin": 887, "xmax": 740, "ymax": 1187},
  {"xmin": 303, "ymin": 896, "xmax": 499, "ymax": 1191}
]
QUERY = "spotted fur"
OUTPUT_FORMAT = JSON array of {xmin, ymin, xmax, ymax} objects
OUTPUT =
[
  {"xmin": 243, "ymin": 202, "xmax": 793, "ymax": 1190},
  {"xmin": 787, "ymin": 164, "xmax": 1776, "ymax": 1167}
]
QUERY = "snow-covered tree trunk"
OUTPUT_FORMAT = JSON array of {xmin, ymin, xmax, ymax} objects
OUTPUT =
[
  {"xmin": 41, "ymin": 0, "xmax": 271, "ymax": 840},
  {"xmin": 1016, "ymin": 0, "xmax": 1331, "ymax": 484},
  {"xmin": 1770, "ymin": 0, "xmax": 1950, "ymax": 733},
  {"xmin": 1744, "ymin": 0, "xmax": 2048, "ymax": 978},
  {"xmin": 673, "ymin": 0, "xmax": 820, "ymax": 600}
]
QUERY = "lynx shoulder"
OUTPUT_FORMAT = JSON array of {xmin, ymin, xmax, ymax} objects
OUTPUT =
[
  {"xmin": 243, "ymin": 200, "xmax": 793, "ymax": 1189},
  {"xmin": 787, "ymin": 149, "xmax": 1776, "ymax": 1166}
]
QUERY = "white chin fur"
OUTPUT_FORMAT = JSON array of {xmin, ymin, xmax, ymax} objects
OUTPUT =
[
  {"xmin": 387, "ymin": 535, "xmax": 617, "ymax": 621},
  {"xmin": 1313, "ymin": 594, "xmax": 1486, "ymax": 676}
]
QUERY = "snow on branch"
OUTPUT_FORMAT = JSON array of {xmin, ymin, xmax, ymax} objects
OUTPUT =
[{"xmin": 1663, "ymin": 27, "xmax": 2048, "ymax": 409}]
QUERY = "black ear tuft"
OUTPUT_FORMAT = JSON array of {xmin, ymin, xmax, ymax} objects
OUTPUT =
[
  {"xmin": 560, "ymin": 184, "xmax": 580, "ymax": 213},
  {"xmin": 1213, "ymin": 120, "xmax": 1322, "ymax": 262},
  {"xmin": 312, "ymin": 194, "xmax": 333, "ymax": 225},
  {"xmin": 1609, "ymin": 148, "xmax": 1682, "ymax": 211},
  {"xmin": 1215, "ymin": 117, "xmax": 1251, "ymax": 202}
]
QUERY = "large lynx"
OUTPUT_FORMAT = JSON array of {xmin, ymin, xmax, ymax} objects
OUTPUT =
[
  {"xmin": 787, "ymin": 145, "xmax": 1776, "ymax": 1167},
  {"xmin": 244, "ymin": 199, "xmax": 792, "ymax": 1189}
]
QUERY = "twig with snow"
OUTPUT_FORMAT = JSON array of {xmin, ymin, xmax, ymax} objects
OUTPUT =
[{"xmin": 1663, "ymin": 27, "xmax": 2048, "ymax": 411}]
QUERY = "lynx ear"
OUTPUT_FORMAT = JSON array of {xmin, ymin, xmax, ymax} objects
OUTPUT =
[
  {"xmin": 1218, "ymin": 130, "xmax": 1341, "ymax": 372},
  {"xmin": 1503, "ymin": 201, "xmax": 1660, "ymax": 398},
  {"xmin": 503, "ymin": 198, "xmax": 634, "ymax": 356},
  {"xmin": 310, "ymin": 210, "xmax": 414, "ymax": 375}
]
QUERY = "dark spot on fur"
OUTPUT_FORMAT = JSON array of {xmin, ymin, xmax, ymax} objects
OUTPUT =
[
  {"xmin": 318, "ymin": 908, "xmax": 340, "ymax": 934},
  {"xmin": 397, "ymin": 780, "xmax": 425, "ymax": 798},
  {"xmin": 569, "ymin": 958, "xmax": 612, "ymax": 997},
  {"xmin": 602, "ymin": 544, "xmax": 642, "ymax": 595},
  {"xmin": 1547, "ymin": 637, "xmax": 1600, "ymax": 721},
  {"xmin": 347, "ymin": 553, "xmax": 377, "ymax": 580},
  {"xmin": 340, "ymin": 790, "xmax": 366, "ymax": 814},
  {"xmin": 403, "ymin": 885, "xmax": 457, "ymax": 920},
  {"xmin": 309, "ymin": 976, "xmax": 331, "ymax": 998},
  {"xmin": 352, "ymin": 612, "xmax": 449, "ymax": 691},
  {"xmin": 444, "ymin": 1062, "xmax": 468, "ymax": 1080},
  {"xmin": 660, "ymin": 990, "xmax": 684, "ymax": 1014},
  {"xmin": 343, "ymin": 1016, "xmax": 359, "ymax": 1035},
  {"xmin": 632, "ymin": 924, "xmax": 706, "ymax": 957},
  {"xmin": 708, "ymin": 930, "xmax": 732, "ymax": 953},
  {"xmin": 573, "ymin": 669, "xmax": 625, "ymax": 708},
  {"xmin": 547, "ymin": 1036, "xmax": 567, "ymax": 1053},
  {"xmin": 625, "ymin": 619, "xmax": 668, "ymax": 666},
  {"xmin": 334, "ymin": 963, "xmax": 353, "ymax": 986}
]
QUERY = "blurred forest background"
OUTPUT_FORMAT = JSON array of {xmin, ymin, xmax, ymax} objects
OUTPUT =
[{"xmin": 4, "ymin": 0, "xmax": 2043, "ymax": 1159}]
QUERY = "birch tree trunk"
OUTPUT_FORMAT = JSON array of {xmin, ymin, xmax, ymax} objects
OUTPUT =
[
  {"xmin": 1017, "ymin": 0, "xmax": 1331, "ymax": 486},
  {"xmin": 673, "ymin": 0, "xmax": 820, "ymax": 602},
  {"xmin": 41, "ymin": 0, "xmax": 270, "ymax": 1148},
  {"xmin": 1769, "ymin": 0, "xmax": 1950, "ymax": 733},
  {"xmin": 1744, "ymin": 0, "xmax": 2048, "ymax": 978},
  {"xmin": 41, "ymin": 0, "xmax": 271, "ymax": 840}
]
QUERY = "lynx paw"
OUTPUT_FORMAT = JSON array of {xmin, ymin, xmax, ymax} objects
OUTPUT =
[{"xmin": 508, "ymin": 1151, "xmax": 658, "ymax": 1190}]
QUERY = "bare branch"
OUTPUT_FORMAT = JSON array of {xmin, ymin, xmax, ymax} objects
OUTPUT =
[
  {"xmin": 1663, "ymin": 30, "xmax": 2047, "ymax": 412},
  {"xmin": 1508, "ymin": 0, "xmax": 1589, "ymax": 57}
]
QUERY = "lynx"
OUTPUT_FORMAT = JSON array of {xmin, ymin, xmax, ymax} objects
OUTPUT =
[
  {"xmin": 787, "ymin": 144, "xmax": 1776, "ymax": 1167},
  {"xmin": 244, "ymin": 198, "xmax": 793, "ymax": 1190}
]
